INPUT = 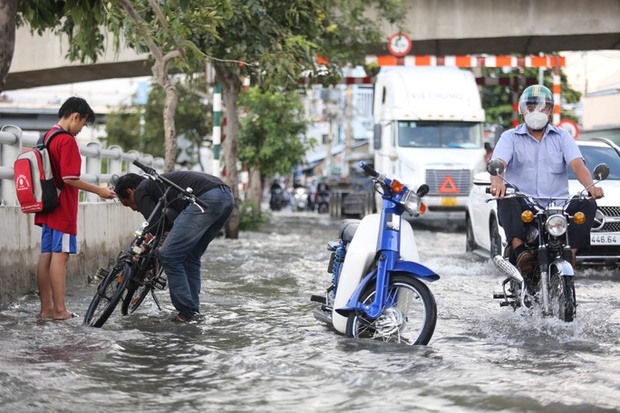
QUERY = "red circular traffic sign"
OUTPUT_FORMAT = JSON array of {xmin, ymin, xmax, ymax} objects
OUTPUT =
[
  {"xmin": 387, "ymin": 33, "xmax": 412, "ymax": 57},
  {"xmin": 558, "ymin": 119, "xmax": 579, "ymax": 139}
]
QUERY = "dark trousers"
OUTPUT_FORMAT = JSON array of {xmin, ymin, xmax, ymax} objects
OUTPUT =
[{"xmin": 497, "ymin": 197, "xmax": 597, "ymax": 250}]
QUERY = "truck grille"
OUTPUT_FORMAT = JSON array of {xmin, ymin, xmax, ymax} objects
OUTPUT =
[{"xmin": 425, "ymin": 169, "xmax": 472, "ymax": 196}]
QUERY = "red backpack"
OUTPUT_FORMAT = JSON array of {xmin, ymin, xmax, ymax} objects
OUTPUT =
[{"xmin": 14, "ymin": 129, "xmax": 65, "ymax": 214}]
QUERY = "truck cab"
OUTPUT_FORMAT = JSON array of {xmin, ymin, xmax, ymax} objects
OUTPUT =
[{"xmin": 372, "ymin": 66, "xmax": 488, "ymax": 222}]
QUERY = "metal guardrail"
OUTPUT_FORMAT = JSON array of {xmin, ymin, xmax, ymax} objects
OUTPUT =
[{"xmin": 0, "ymin": 124, "xmax": 164, "ymax": 206}]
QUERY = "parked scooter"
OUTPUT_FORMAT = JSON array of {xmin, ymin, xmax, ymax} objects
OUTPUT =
[
  {"xmin": 311, "ymin": 162, "xmax": 439, "ymax": 345},
  {"xmin": 487, "ymin": 159, "xmax": 609, "ymax": 322}
]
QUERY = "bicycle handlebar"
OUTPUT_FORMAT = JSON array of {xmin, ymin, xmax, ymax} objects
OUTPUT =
[
  {"xmin": 133, "ymin": 160, "xmax": 157, "ymax": 176},
  {"xmin": 132, "ymin": 160, "xmax": 209, "ymax": 211}
]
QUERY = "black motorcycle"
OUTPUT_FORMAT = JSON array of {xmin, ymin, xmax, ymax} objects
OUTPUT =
[
  {"xmin": 487, "ymin": 159, "xmax": 609, "ymax": 322},
  {"xmin": 269, "ymin": 183, "xmax": 287, "ymax": 211}
]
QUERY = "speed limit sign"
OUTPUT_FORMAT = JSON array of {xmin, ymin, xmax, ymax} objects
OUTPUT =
[
  {"xmin": 387, "ymin": 33, "xmax": 412, "ymax": 57},
  {"xmin": 558, "ymin": 119, "xmax": 579, "ymax": 139}
]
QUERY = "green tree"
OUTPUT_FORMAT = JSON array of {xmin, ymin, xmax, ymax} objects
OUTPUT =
[
  {"xmin": 2, "ymin": 1, "xmax": 222, "ymax": 172},
  {"xmin": 105, "ymin": 77, "xmax": 212, "ymax": 168},
  {"xmin": 238, "ymin": 87, "xmax": 314, "ymax": 208},
  {"xmin": 196, "ymin": 0, "xmax": 405, "ymax": 238},
  {"xmin": 112, "ymin": 0, "xmax": 222, "ymax": 172},
  {"xmin": 2, "ymin": 0, "xmax": 111, "ymax": 92}
]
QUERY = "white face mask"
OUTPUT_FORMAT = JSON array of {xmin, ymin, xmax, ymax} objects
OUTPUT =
[{"xmin": 524, "ymin": 111, "xmax": 549, "ymax": 130}]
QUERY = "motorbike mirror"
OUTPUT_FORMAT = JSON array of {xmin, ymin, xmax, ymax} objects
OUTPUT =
[
  {"xmin": 416, "ymin": 184, "xmax": 429, "ymax": 197},
  {"xmin": 593, "ymin": 163, "xmax": 609, "ymax": 181},
  {"xmin": 486, "ymin": 159, "xmax": 504, "ymax": 176}
]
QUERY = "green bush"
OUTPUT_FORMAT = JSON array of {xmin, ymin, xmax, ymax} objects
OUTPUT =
[{"xmin": 239, "ymin": 201, "xmax": 271, "ymax": 231}]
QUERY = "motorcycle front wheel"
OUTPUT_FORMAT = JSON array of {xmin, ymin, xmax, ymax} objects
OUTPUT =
[
  {"xmin": 346, "ymin": 274, "xmax": 437, "ymax": 345},
  {"xmin": 83, "ymin": 261, "xmax": 132, "ymax": 327},
  {"xmin": 548, "ymin": 272, "xmax": 576, "ymax": 322}
]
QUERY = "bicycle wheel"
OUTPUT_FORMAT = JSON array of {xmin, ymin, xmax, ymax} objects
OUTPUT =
[
  {"xmin": 83, "ymin": 261, "xmax": 133, "ymax": 328},
  {"xmin": 548, "ymin": 272, "xmax": 576, "ymax": 322},
  {"xmin": 121, "ymin": 283, "xmax": 152, "ymax": 315},
  {"xmin": 346, "ymin": 274, "xmax": 437, "ymax": 345},
  {"xmin": 120, "ymin": 258, "xmax": 161, "ymax": 315}
]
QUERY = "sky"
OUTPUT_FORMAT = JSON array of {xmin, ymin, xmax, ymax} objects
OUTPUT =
[{"xmin": 2, "ymin": 50, "xmax": 620, "ymax": 110}]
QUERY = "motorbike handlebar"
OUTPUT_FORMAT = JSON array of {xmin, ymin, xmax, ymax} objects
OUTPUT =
[
  {"xmin": 359, "ymin": 161, "xmax": 379, "ymax": 178},
  {"xmin": 485, "ymin": 187, "xmax": 516, "ymax": 195}
]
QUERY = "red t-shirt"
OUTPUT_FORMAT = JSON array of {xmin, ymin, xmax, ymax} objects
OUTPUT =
[{"xmin": 34, "ymin": 127, "xmax": 82, "ymax": 235}]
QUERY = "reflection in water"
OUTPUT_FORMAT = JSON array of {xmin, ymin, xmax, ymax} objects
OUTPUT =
[{"xmin": 0, "ymin": 211, "xmax": 619, "ymax": 412}]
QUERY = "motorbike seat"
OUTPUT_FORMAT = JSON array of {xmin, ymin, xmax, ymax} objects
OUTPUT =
[{"xmin": 339, "ymin": 219, "xmax": 360, "ymax": 243}]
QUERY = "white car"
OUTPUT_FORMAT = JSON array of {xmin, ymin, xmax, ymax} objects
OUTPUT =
[{"xmin": 466, "ymin": 138, "xmax": 620, "ymax": 268}]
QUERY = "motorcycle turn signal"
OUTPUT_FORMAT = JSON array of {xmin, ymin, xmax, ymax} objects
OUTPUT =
[
  {"xmin": 521, "ymin": 210, "xmax": 534, "ymax": 223},
  {"xmin": 573, "ymin": 211, "xmax": 586, "ymax": 225}
]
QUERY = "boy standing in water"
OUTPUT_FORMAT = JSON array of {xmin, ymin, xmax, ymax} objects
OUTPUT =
[{"xmin": 35, "ymin": 97, "xmax": 116, "ymax": 320}]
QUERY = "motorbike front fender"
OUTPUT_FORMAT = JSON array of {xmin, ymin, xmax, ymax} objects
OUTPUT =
[
  {"xmin": 550, "ymin": 258, "xmax": 574, "ymax": 277},
  {"xmin": 391, "ymin": 261, "xmax": 440, "ymax": 282}
]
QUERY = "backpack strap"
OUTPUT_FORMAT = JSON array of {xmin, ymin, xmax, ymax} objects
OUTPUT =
[
  {"xmin": 37, "ymin": 128, "xmax": 67, "ymax": 148},
  {"xmin": 38, "ymin": 128, "xmax": 68, "ymax": 190}
]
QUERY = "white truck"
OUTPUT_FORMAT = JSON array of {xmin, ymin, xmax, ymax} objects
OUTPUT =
[{"xmin": 371, "ymin": 66, "xmax": 488, "ymax": 222}]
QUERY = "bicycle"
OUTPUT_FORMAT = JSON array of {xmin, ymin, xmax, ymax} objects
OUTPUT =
[{"xmin": 83, "ymin": 160, "xmax": 208, "ymax": 328}]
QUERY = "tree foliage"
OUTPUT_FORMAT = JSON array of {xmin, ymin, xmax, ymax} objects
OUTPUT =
[
  {"xmin": 193, "ymin": 0, "xmax": 406, "ymax": 238},
  {"xmin": 238, "ymin": 88, "xmax": 312, "ymax": 177},
  {"xmin": 105, "ymin": 77, "xmax": 212, "ymax": 166}
]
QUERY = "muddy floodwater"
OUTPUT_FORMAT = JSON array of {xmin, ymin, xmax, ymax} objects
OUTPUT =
[{"xmin": 0, "ymin": 211, "xmax": 618, "ymax": 412}]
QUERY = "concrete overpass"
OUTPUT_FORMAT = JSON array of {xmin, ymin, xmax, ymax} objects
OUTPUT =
[{"xmin": 4, "ymin": 0, "xmax": 620, "ymax": 90}]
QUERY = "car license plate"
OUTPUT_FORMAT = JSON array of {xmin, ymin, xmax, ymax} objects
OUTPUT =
[
  {"xmin": 441, "ymin": 197, "xmax": 457, "ymax": 207},
  {"xmin": 590, "ymin": 234, "xmax": 620, "ymax": 245}
]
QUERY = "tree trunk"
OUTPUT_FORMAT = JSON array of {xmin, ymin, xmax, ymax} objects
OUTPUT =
[
  {"xmin": 162, "ymin": 82, "xmax": 178, "ymax": 172},
  {"xmin": 219, "ymin": 73, "xmax": 241, "ymax": 239},
  {"xmin": 0, "ymin": 0, "xmax": 17, "ymax": 93},
  {"xmin": 246, "ymin": 167, "xmax": 262, "ymax": 209},
  {"xmin": 150, "ymin": 50, "xmax": 178, "ymax": 172}
]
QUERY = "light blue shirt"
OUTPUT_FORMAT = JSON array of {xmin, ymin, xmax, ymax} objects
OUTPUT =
[{"xmin": 491, "ymin": 123, "xmax": 583, "ymax": 202}]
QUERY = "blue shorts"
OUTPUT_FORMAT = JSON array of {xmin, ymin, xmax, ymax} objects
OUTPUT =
[{"xmin": 41, "ymin": 225, "xmax": 77, "ymax": 254}]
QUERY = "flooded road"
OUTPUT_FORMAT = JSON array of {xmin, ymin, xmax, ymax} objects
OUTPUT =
[{"xmin": 0, "ymin": 211, "xmax": 619, "ymax": 412}]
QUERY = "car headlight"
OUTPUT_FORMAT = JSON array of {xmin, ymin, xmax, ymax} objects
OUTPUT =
[
  {"xmin": 545, "ymin": 214, "xmax": 567, "ymax": 237},
  {"xmin": 402, "ymin": 189, "xmax": 422, "ymax": 216}
]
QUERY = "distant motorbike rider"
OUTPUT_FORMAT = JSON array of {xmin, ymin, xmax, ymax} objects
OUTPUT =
[
  {"xmin": 489, "ymin": 85, "xmax": 604, "ymax": 275},
  {"xmin": 269, "ymin": 179, "xmax": 286, "ymax": 211}
]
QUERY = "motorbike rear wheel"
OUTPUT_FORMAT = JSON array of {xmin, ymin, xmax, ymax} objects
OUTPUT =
[
  {"xmin": 345, "ymin": 274, "xmax": 437, "ymax": 345},
  {"xmin": 83, "ymin": 261, "xmax": 132, "ymax": 327},
  {"xmin": 548, "ymin": 272, "xmax": 576, "ymax": 322}
]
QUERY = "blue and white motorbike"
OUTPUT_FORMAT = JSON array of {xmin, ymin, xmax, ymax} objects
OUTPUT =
[{"xmin": 311, "ymin": 162, "xmax": 439, "ymax": 345}]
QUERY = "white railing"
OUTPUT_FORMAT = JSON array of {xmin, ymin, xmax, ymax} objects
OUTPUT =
[{"xmin": 0, "ymin": 124, "xmax": 164, "ymax": 206}]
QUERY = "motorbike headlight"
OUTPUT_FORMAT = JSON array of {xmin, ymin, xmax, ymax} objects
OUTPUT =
[
  {"xmin": 401, "ymin": 189, "xmax": 421, "ymax": 216},
  {"xmin": 545, "ymin": 214, "xmax": 567, "ymax": 237}
]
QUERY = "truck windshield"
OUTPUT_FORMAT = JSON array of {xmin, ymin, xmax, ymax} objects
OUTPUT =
[{"xmin": 397, "ymin": 121, "xmax": 483, "ymax": 149}]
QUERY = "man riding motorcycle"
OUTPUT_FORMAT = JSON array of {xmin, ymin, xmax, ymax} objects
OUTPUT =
[{"xmin": 489, "ymin": 85, "xmax": 604, "ymax": 275}]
